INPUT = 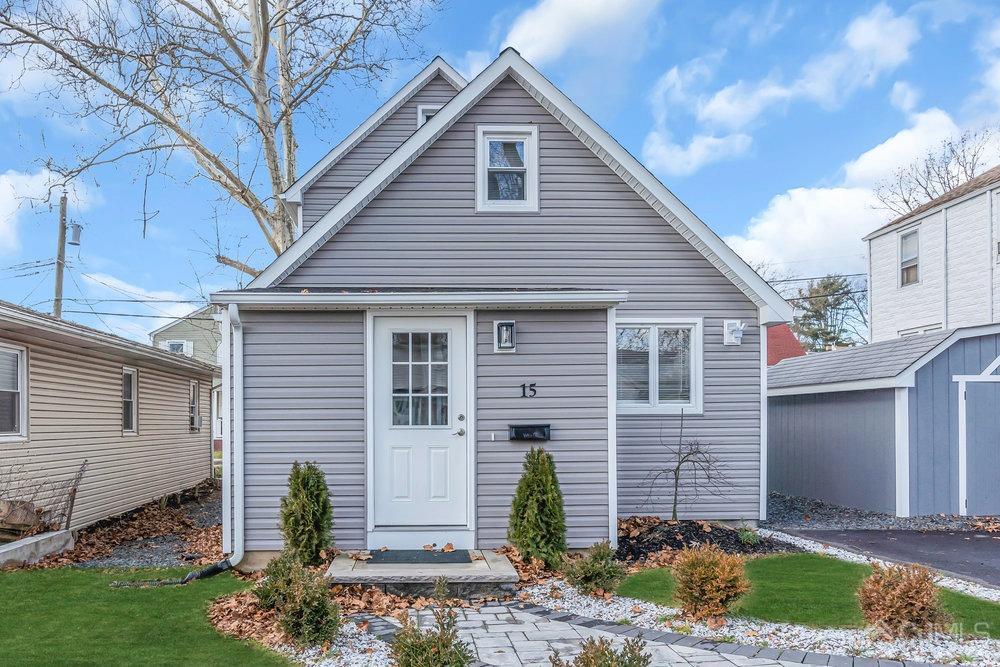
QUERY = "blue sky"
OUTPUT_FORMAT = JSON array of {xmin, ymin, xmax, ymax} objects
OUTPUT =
[{"xmin": 1, "ymin": 0, "xmax": 998, "ymax": 340}]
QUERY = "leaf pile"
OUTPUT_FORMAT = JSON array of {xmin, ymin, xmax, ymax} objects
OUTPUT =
[
  {"xmin": 970, "ymin": 517, "xmax": 1000, "ymax": 533},
  {"xmin": 185, "ymin": 525, "xmax": 224, "ymax": 565},
  {"xmin": 495, "ymin": 544, "xmax": 557, "ymax": 586},
  {"xmin": 616, "ymin": 516, "xmax": 798, "ymax": 563},
  {"xmin": 329, "ymin": 584, "xmax": 477, "ymax": 616},
  {"xmin": 208, "ymin": 591, "xmax": 291, "ymax": 648}
]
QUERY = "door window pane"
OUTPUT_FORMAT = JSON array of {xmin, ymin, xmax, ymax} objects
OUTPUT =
[
  {"xmin": 616, "ymin": 328, "xmax": 649, "ymax": 403},
  {"xmin": 658, "ymin": 328, "xmax": 691, "ymax": 402},
  {"xmin": 389, "ymin": 331, "xmax": 449, "ymax": 426}
]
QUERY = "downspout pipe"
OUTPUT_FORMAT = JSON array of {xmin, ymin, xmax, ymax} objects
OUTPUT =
[{"xmin": 221, "ymin": 303, "xmax": 245, "ymax": 570}]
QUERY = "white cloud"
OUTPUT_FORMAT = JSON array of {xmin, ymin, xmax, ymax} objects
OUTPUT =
[
  {"xmin": 0, "ymin": 170, "xmax": 94, "ymax": 254},
  {"xmin": 890, "ymin": 81, "xmax": 920, "ymax": 112},
  {"xmin": 727, "ymin": 107, "xmax": 961, "ymax": 275},
  {"xmin": 842, "ymin": 108, "xmax": 958, "ymax": 187},
  {"xmin": 458, "ymin": 50, "xmax": 492, "ymax": 80},
  {"xmin": 714, "ymin": 1, "xmax": 792, "ymax": 46},
  {"xmin": 80, "ymin": 272, "xmax": 202, "ymax": 341},
  {"xmin": 500, "ymin": 0, "xmax": 663, "ymax": 66},
  {"xmin": 698, "ymin": 4, "xmax": 919, "ymax": 130}
]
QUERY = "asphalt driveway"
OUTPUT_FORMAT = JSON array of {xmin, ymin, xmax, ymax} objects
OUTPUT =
[{"xmin": 791, "ymin": 529, "xmax": 1000, "ymax": 586}]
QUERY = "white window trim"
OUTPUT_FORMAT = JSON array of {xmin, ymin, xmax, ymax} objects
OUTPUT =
[
  {"xmin": 475, "ymin": 124, "xmax": 539, "ymax": 213},
  {"xmin": 189, "ymin": 380, "xmax": 201, "ymax": 431},
  {"xmin": 416, "ymin": 103, "xmax": 442, "ymax": 128},
  {"xmin": 898, "ymin": 227, "xmax": 920, "ymax": 288},
  {"xmin": 163, "ymin": 339, "xmax": 193, "ymax": 357},
  {"xmin": 615, "ymin": 317, "xmax": 704, "ymax": 415},
  {"xmin": 0, "ymin": 341, "xmax": 28, "ymax": 442},
  {"xmin": 122, "ymin": 366, "xmax": 138, "ymax": 435}
]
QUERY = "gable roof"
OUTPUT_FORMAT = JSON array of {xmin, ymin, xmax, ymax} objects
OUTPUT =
[
  {"xmin": 864, "ymin": 164, "xmax": 1000, "ymax": 240},
  {"xmin": 247, "ymin": 49, "xmax": 792, "ymax": 323},
  {"xmin": 281, "ymin": 57, "xmax": 466, "ymax": 207},
  {"xmin": 766, "ymin": 324, "xmax": 805, "ymax": 366},
  {"xmin": 147, "ymin": 304, "xmax": 216, "ymax": 338},
  {"xmin": 768, "ymin": 323, "xmax": 1000, "ymax": 396}
]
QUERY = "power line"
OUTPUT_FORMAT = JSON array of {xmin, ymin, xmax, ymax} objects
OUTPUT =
[
  {"xmin": 769, "ymin": 273, "xmax": 866, "ymax": 284},
  {"xmin": 787, "ymin": 289, "xmax": 867, "ymax": 301},
  {"xmin": 61, "ymin": 310, "xmax": 216, "ymax": 320}
]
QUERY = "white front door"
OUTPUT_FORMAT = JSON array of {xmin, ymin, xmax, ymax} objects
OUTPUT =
[{"xmin": 372, "ymin": 315, "xmax": 470, "ymax": 544}]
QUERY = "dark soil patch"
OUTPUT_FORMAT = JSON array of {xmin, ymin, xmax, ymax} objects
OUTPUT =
[{"xmin": 615, "ymin": 516, "xmax": 799, "ymax": 562}]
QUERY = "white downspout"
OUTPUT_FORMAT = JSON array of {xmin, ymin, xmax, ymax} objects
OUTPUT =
[{"xmin": 227, "ymin": 303, "xmax": 246, "ymax": 568}]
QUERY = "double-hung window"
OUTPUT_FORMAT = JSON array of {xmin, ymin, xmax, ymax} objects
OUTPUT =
[
  {"xmin": 0, "ymin": 343, "xmax": 27, "ymax": 440},
  {"xmin": 189, "ymin": 380, "xmax": 200, "ymax": 430},
  {"xmin": 475, "ymin": 125, "xmax": 539, "ymax": 212},
  {"xmin": 122, "ymin": 367, "xmax": 138, "ymax": 433},
  {"xmin": 616, "ymin": 319, "xmax": 703, "ymax": 414},
  {"xmin": 900, "ymin": 229, "xmax": 919, "ymax": 286}
]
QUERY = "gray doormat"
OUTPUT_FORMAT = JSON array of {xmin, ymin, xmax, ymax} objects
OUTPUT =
[{"xmin": 368, "ymin": 549, "xmax": 472, "ymax": 565}]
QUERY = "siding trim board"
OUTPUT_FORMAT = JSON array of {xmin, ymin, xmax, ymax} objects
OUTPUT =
[
  {"xmin": 247, "ymin": 50, "xmax": 792, "ymax": 325},
  {"xmin": 894, "ymin": 387, "xmax": 910, "ymax": 517},
  {"xmin": 606, "ymin": 307, "xmax": 618, "ymax": 546}
]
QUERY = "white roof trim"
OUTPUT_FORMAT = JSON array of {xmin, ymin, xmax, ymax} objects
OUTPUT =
[
  {"xmin": 768, "ymin": 323, "xmax": 1000, "ymax": 396},
  {"xmin": 282, "ymin": 57, "xmax": 466, "ymax": 206},
  {"xmin": 248, "ymin": 49, "xmax": 791, "ymax": 322},
  {"xmin": 211, "ymin": 289, "xmax": 628, "ymax": 310},
  {"xmin": 863, "ymin": 184, "xmax": 1000, "ymax": 241}
]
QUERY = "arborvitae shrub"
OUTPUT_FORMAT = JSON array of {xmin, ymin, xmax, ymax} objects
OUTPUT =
[
  {"xmin": 279, "ymin": 461, "xmax": 333, "ymax": 566},
  {"xmin": 254, "ymin": 550, "xmax": 299, "ymax": 611},
  {"xmin": 277, "ymin": 567, "xmax": 342, "ymax": 645},
  {"xmin": 507, "ymin": 447, "xmax": 566, "ymax": 568},
  {"xmin": 858, "ymin": 563, "xmax": 950, "ymax": 638},
  {"xmin": 390, "ymin": 579, "xmax": 473, "ymax": 667},
  {"xmin": 562, "ymin": 541, "xmax": 627, "ymax": 595},
  {"xmin": 672, "ymin": 544, "xmax": 751, "ymax": 620}
]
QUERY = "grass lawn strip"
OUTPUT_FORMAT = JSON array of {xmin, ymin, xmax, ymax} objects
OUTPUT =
[
  {"xmin": 759, "ymin": 527, "xmax": 1000, "ymax": 604},
  {"xmin": 522, "ymin": 553, "xmax": 1000, "ymax": 666}
]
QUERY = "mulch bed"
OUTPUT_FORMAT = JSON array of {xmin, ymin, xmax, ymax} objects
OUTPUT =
[{"xmin": 615, "ymin": 516, "xmax": 799, "ymax": 564}]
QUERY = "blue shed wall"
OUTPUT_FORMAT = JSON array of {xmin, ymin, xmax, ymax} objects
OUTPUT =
[{"xmin": 908, "ymin": 333, "xmax": 1000, "ymax": 515}]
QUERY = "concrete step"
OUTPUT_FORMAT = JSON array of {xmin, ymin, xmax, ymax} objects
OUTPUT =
[{"xmin": 326, "ymin": 549, "xmax": 519, "ymax": 598}]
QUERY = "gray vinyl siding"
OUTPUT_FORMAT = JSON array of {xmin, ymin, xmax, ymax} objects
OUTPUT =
[
  {"xmin": 768, "ymin": 390, "xmax": 896, "ymax": 514},
  {"xmin": 300, "ymin": 74, "xmax": 459, "ymax": 233},
  {"xmin": 475, "ymin": 309, "xmax": 608, "ymax": 548},
  {"xmin": 240, "ymin": 310, "xmax": 366, "ymax": 550},
  {"xmin": 909, "ymin": 332, "xmax": 1000, "ymax": 515},
  {"xmin": 152, "ymin": 310, "xmax": 221, "ymax": 368},
  {"xmin": 0, "ymin": 331, "xmax": 212, "ymax": 530},
  {"xmin": 286, "ymin": 75, "xmax": 762, "ymax": 522}
]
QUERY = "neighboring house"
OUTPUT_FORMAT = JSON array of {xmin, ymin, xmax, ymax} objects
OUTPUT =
[
  {"xmin": 865, "ymin": 165, "xmax": 1000, "ymax": 342},
  {"xmin": 151, "ymin": 306, "xmax": 223, "ymax": 456},
  {"xmin": 0, "ymin": 300, "xmax": 215, "ymax": 531},
  {"xmin": 211, "ymin": 50, "xmax": 792, "ymax": 568},
  {"xmin": 768, "ymin": 325, "xmax": 1000, "ymax": 517},
  {"xmin": 766, "ymin": 324, "xmax": 806, "ymax": 366}
]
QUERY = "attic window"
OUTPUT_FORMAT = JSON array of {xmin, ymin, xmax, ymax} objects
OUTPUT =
[
  {"xmin": 475, "ymin": 125, "xmax": 539, "ymax": 213},
  {"xmin": 900, "ymin": 229, "xmax": 919, "ymax": 287},
  {"xmin": 416, "ymin": 104, "xmax": 442, "ymax": 128}
]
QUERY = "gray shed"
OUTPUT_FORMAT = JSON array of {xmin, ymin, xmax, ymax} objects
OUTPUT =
[{"xmin": 768, "ymin": 325, "xmax": 1000, "ymax": 517}]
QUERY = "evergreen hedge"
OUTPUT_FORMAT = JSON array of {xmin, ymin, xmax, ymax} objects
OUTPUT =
[
  {"xmin": 279, "ymin": 461, "xmax": 333, "ymax": 566},
  {"xmin": 507, "ymin": 447, "xmax": 566, "ymax": 568}
]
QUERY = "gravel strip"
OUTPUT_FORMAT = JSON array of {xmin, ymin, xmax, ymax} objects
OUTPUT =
[
  {"xmin": 278, "ymin": 622, "xmax": 392, "ymax": 666},
  {"xmin": 764, "ymin": 493, "xmax": 988, "ymax": 531},
  {"xmin": 74, "ymin": 535, "xmax": 190, "ymax": 569},
  {"xmin": 524, "ymin": 580, "xmax": 1000, "ymax": 666},
  {"xmin": 760, "ymin": 528, "xmax": 1000, "ymax": 603}
]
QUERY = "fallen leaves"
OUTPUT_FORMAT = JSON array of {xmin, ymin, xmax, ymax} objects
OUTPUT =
[
  {"xmin": 208, "ymin": 591, "xmax": 289, "ymax": 648},
  {"xmin": 442, "ymin": 542, "xmax": 455, "ymax": 553},
  {"xmin": 495, "ymin": 545, "xmax": 555, "ymax": 586},
  {"xmin": 185, "ymin": 526, "xmax": 223, "ymax": 565}
]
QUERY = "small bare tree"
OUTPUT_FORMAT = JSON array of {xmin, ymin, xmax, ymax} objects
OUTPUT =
[
  {"xmin": 874, "ymin": 126, "xmax": 1000, "ymax": 216},
  {"xmin": 0, "ymin": 0, "xmax": 439, "ymax": 275},
  {"xmin": 643, "ymin": 413, "xmax": 727, "ymax": 521}
]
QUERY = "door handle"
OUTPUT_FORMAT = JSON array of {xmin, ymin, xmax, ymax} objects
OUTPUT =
[{"xmin": 452, "ymin": 428, "xmax": 466, "ymax": 437}]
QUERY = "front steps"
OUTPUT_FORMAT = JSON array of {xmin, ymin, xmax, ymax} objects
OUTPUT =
[{"xmin": 325, "ymin": 549, "xmax": 518, "ymax": 598}]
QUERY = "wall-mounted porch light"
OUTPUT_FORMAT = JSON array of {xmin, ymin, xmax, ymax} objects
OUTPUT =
[{"xmin": 494, "ymin": 320, "xmax": 516, "ymax": 352}]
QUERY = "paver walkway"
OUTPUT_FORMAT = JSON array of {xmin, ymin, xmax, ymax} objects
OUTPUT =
[{"xmin": 385, "ymin": 604, "xmax": 818, "ymax": 667}]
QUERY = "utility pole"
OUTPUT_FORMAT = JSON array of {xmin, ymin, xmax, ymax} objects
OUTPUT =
[{"xmin": 53, "ymin": 190, "xmax": 67, "ymax": 319}]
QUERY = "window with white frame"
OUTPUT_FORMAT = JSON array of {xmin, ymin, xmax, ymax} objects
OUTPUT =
[
  {"xmin": 189, "ymin": 380, "xmax": 200, "ymax": 430},
  {"xmin": 0, "ymin": 343, "xmax": 27, "ymax": 439},
  {"xmin": 122, "ymin": 367, "xmax": 138, "ymax": 433},
  {"xmin": 475, "ymin": 125, "xmax": 539, "ymax": 212},
  {"xmin": 416, "ymin": 104, "xmax": 441, "ymax": 127},
  {"xmin": 616, "ymin": 320, "xmax": 702, "ymax": 414},
  {"xmin": 900, "ymin": 229, "xmax": 919, "ymax": 286},
  {"xmin": 163, "ymin": 339, "xmax": 192, "ymax": 356}
]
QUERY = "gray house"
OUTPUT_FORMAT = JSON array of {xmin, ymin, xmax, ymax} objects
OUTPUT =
[
  {"xmin": 212, "ymin": 49, "xmax": 792, "ymax": 569},
  {"xmin": 769, "ymin": 325, "xmax": 1000, "ymax": 517}
]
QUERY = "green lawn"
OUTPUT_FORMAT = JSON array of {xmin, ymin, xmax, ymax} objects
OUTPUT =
[
  {"xmin": 0, "ymin": 567, "xmax": 287, "ymax": 666},
  {"xmin": 618, "ymin": 553, "xmax": 1000, "ymax": 637}
]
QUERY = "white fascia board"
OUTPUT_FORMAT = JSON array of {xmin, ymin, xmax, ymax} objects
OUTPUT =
[
  {"xmin": 147, "ymin": 304, "xmax": 213, "ymax": 338},
  {"xmin": 211, "ymin": 290, "xmax": 629, "ymax": 309},
  {"xmin": 281, "ymin": 57, "xmax": 466, "ymax": 205},
  {"xmin": 247, "ymin": 48, "xmax": 794, "ymax": 321},
  {"xmin": 897, "ymin": 323, "xmax": 1000, "ymax": 385},
  {"xmin": 768, "ymin": 377, "xmax": 906, "ymax": 396},
  {"xmin": 863, "ymin": 185, "xmax": 999, "ymax": 241}
]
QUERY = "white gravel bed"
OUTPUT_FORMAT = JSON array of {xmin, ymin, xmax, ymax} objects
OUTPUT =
[
  {"xmin": 524, "ymin": 580, "xmax": 1000, "ymax": 666},
  {"xmin": 760, "ymin": 528, "xmax": 1000, "ymax": 604},
  {"xmin": 278, "ymin": 622, "xmax": 392, "ymax": 667}
]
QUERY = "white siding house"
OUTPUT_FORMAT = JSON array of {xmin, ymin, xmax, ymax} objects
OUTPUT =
[{"xmin": 866, "ymin": 166, "xmax": 1000, "ymax": 342}]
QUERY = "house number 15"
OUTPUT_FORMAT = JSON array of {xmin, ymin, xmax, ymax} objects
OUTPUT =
[{"xmin": 520, "ymin": 383, "xmax": 537, "ymax": 398}]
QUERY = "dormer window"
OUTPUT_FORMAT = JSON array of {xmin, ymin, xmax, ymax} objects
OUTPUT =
[
  {"xmin": 416, "ymin": 104, "xmax": 442, "ymax": 128},
  {"xmin": 475, "ymin": 125, "xmax": 539, "ymax": 213}
]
